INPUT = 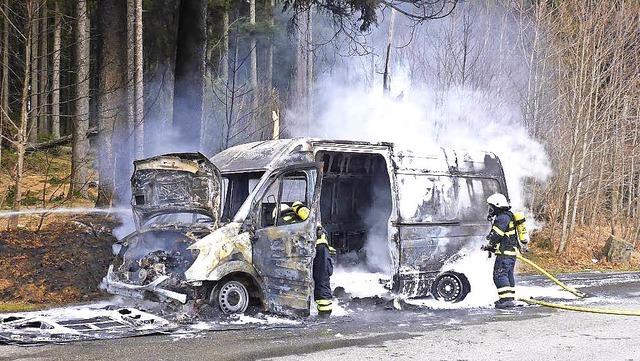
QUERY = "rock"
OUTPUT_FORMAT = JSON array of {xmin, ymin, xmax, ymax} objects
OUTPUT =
[{"xmin": 601, "ymin": 235, "xmax": 634, "ymax": 263}]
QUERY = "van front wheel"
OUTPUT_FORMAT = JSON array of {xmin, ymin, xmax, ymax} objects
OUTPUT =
[
  {"xmin": 431, "ymin": 272, "xmax": 470, "ymax": 302},
  {"xmin": 210, "ymin": 280, "xmax": 250, "ymax": 314}
]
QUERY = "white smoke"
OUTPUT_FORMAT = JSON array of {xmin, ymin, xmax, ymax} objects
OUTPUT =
[{"xmin": 287, "ymin": 3, "xmax": 553, "ymax": 306}]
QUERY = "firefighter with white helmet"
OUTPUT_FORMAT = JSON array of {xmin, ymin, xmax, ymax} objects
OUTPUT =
[{"xmin": 482, "ymin": 192, "xmax": 526, "ymax": 308}]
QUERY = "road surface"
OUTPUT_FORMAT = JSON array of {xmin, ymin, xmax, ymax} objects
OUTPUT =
[{"xmin": 2, "ymin": 271, "xmax": 640, "ymax": 361}]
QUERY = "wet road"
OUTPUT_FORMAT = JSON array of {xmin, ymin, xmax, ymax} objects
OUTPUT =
[{"xmin": 3, "ymin": 271, "xmax": 640, "ymax": 361}]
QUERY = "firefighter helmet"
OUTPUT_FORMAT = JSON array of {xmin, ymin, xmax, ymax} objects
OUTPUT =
[
  {"xmin": 487, "ymin": 193, "xmax": 510, "ymax": 209},
  {"xmin": 272, "ymin": 203, "xmax": 291, "ymax": 221}
]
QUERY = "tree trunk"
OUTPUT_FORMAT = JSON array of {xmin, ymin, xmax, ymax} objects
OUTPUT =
[
  {"xmin": 306, "ymin": 9, "xmax": 313, "ymax": 132},
  {"xmin": 292, "ymin": 7, "xmax": 312, "ymax": 136},
  {"xmin": 222, "ymin": 10, "xmax": 229, "ymax": 85},
  {"xmin": 38, "ymin": 0, "xmax": 48, "ymax": 136},
  {"xmin": 249, "ymin": 0, "xmax": 258, "ymax": 138},
  {"xmin": 134, "ymin": 0, "xmax": 144, "ymax": 158},
  {"xmin": 268, "ymin": 0, "xmax": 277, "ymax": 140},
  {"xmin": 266, "ymin": 0, "xmax": 274, "ymax": 91},
  {"xmin": 126, "ymin": 0, "xmax": 135, "ymax": 159},
  {"xmin": 8, "ymin": 1, "xmax": 34, "ymax": 230},
  {"xmin": 96, "ymin": 0, "xmax": 128, "ymax": 207},
  {"xmin": 173, "ymin": 0, "xmax": 206, "ymax": 150},
  {"xmin": 51, "ymin": 1, "xmax": 61, "ymax": 139},
  {"xmin": 383, "ymin": 9, "xmax": 396, "ymax": 95},
  {"xmin": 71, "ymin": 0, "xmax": 90, "ymax": 198},
  {"xmin": 125, "ymin": 0, "xmax": 145, "ymax": 159},
  {"xmin": 1, "ymin": 0, "xmax": 9, "ymax": 163},
  {"xmin": 28, "ymin": 1, "xmax": 39, "ymax": 144}
]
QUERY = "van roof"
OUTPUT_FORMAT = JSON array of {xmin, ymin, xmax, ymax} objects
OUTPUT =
[
  {"xmin": 210, "ymin": 139, "xmax": 299, "ymax": 173},
  {"xmin": 210, "ymin": 138, "xmax": 503, "ymax": 178}
]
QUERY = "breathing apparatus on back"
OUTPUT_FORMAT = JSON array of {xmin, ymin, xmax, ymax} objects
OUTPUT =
[{"xmin": 513, "ymin": 210, "xmax": 530, "ymax": 244}]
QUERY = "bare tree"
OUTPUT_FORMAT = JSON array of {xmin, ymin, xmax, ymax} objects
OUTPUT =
[
  {"xmin": 96, "ymin": 0, "xmax": 128, "ymax": 207},
  {"xmin": 125, "ymin": 0, "xmax": 145, "ymax": 159},
  {"xmin": 266, "ymin": 0, "xmax": 275, "ymax": 91},
  {"xmin": 126, "ymin": 0, "xmax": 135, "ymax": 159},
  {"xmin": 50, "ymin": 0, "xmax": 61, "ymax": 139},
  {"xmin": 173, "ymin": 0, "xmax": 207, "ymax": 150},
  {"xmin": 0, "ymin": 0, "xmax": 9, "ymax": 165},
  {"xmin": 529, "ymin": 1, "xmax": 640, "ymax": 253},
  {"xmin": 70, "ymin": 0, "xmax": 90, "ymax": 198},
  {"xmin": 134, "ymin": 0, "xmax": 144, "ymax": 158},
  {"xmin": 249, "ymin": 0, "xmax": 258, "ymax": 132},
  {"xmin": 28, "ymin": 0, "xmax": 39, "ymax": 144},
  {"xmin": 38, "ymin": 0, "xmax": 48, "ymax": 136},
  {"xmin": 291, "ymin": 6, "xmax": 313, "ymax": 136},
  {"xmin": 283, "ymin": 0, "xmax": 458, "ymax": 31},
  {"xmin": 7, "ymin": 1, "xmax": 35, "ymax": 229}
]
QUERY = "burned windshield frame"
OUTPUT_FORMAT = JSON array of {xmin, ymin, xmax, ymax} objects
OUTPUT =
[{"xmin": 219, "ymin": 171, "xmax": 265, "ymax": 222}]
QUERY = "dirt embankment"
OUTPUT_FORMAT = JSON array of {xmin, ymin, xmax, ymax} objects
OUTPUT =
[{"xmin": 0, "ymin": 215, "xmax": 117, "ymax": 305}]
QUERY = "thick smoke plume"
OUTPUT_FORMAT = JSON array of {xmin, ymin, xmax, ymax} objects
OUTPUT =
[{"xmin": 289, "ymin": 3, "xmax": 552, "ymax": 306}]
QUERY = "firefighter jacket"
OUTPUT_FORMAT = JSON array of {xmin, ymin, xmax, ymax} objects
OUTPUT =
[{"xmin": 486, "ymin": 210, "xmax": 519, "ymax": 258}]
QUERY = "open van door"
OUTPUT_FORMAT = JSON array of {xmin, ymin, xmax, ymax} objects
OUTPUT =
[{"xmin": 247, "ymin": 164, "xmax": 322, "ymax": 317}]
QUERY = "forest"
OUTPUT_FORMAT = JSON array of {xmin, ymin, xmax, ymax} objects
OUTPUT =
[{"xmin": 0, "ymin": 0, "xmax": 639, "ymax": 259}]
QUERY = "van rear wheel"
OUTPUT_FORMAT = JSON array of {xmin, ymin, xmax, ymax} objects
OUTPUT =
[
  {"xmin": 431, "ymin": 272, "xmax": 470, "ymax": 302},
  {"xmin": 210, "ymin": 280, "xmax": 250, "ymax": 314}
]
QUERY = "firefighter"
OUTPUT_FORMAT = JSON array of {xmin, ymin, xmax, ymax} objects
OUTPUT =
[
  {"xmin": 482, "ymin": 193, "xmax": 520, "ymax": 309},
  {"xmin": 274, "ymin": 201, "xmax": 336, "ymax": 316}
]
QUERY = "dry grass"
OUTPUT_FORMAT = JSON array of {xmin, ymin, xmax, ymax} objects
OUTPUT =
[
  {"xmin": 518, "ymin": 225, "xmax": 640, "ymax": 275},
  {"xmin": 1, "ymin": 149, "xmax": 98, "ymax": 229}
]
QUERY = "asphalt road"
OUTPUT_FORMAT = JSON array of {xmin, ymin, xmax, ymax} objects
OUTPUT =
[{"xmin": 3, "ymin": 271, "xmax": 640, "ymax": 361}]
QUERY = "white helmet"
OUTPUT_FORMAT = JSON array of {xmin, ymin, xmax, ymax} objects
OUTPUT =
[
  {"xmin": 272, "ymin": 203, "xmax": 291, "ymax": 220},
  {"xmin": 487, "ymin": 193, "xmax": 510, "ymax": 209}
]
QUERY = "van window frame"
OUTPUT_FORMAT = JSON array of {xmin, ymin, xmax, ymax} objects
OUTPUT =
[
  {"xmin": 244, "ymin": 163, "xmax": 320, "ymax": 231},
  {"xmin": 395, "ymin": 173, "xmax": 503, "ymax": 224}
]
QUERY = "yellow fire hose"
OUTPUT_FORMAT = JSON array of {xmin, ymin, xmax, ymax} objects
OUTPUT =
[
  {"xmin": 516, "ymin": 252, "xmax": 587, "ymax": 298},
  {"xmin": 515, "ymin": 250, "xmax": 640, "ymax": 316}
]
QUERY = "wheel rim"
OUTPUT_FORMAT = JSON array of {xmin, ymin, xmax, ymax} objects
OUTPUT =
[
  {"xmin": 217, "ymin": 281, "xmax": 249, "ymax": 314},
  {"xmin": 434, "ymin": 274, "xmax": 462, "ymax": 302}
]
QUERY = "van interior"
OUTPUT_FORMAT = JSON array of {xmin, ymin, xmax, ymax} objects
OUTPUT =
[
  {"xmin": 217, "ymin": 151, "xmax": 394, "ymax": 272},
  {"xmin": 316, "ymin": 151, "xmax": 393, "ymax": 272}
]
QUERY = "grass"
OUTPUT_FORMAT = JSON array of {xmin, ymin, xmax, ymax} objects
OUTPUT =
[{"xmin": 0, "ymin": 302, "xmax": 45, "ymax": 313}]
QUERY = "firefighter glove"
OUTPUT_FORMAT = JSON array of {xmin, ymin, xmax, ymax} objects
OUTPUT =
[{"xmin": 481, "ymin": 244, "xmax": 495, "ymax": 252}]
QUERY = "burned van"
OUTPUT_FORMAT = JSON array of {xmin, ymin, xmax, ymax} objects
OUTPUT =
[{"xmin": 104, "ymin": 139, "xmax": 508, "ymax": 317}]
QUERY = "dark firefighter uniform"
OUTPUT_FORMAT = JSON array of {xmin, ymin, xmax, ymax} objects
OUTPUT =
[
  {"xmin": 486, "ymin": 208, "xmax": 519, "ymax": 308},
  {"xmin": 277, "ymin": 201, "xmax": 335, "ymax": 316}
]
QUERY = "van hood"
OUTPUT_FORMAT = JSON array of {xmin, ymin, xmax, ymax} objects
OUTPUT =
[{"xmin": 130, "ymin": 153, "xmax": 222, "ymax": 227}]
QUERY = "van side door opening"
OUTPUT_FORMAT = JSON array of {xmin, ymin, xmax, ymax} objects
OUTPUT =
[{"xmin": 316, "ymin": 151, "xmax": 393, "ymax": 274}]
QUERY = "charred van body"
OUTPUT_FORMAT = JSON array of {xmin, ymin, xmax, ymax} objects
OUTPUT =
[{"xmin": 104, "ymin": 139, "xmax": 508, "ymax": 317}]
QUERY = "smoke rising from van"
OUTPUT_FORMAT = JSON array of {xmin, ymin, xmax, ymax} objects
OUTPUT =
[{"xmin": 285, "ymin": 3, "xmax": 551, "ymax": 305}]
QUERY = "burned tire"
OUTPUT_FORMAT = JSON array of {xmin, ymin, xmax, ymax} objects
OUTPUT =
[
  {"xmin": 431, "ymin": 272, "xmax": 470, "ymax": 303},
  {"xmin": 211, "ymin": 280, "xmax": 250, "ymax": 314}
]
